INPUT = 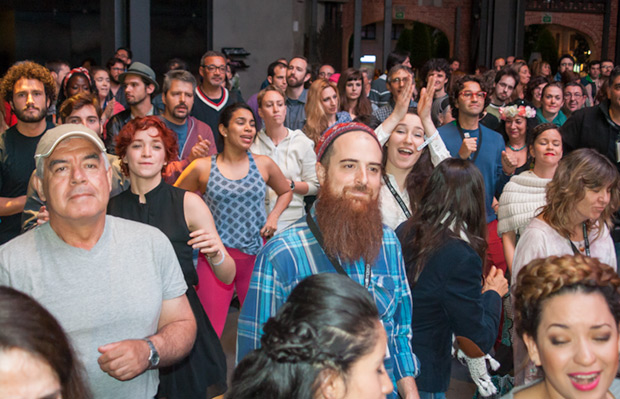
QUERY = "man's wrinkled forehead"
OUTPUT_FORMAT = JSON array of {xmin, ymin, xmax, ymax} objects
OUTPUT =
[{"xmin": 45, "ymin": 137, "xmax": 102, "ymax": 165}]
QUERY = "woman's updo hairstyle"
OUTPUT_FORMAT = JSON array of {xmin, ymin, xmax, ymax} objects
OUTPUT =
[
  {"xmin": 227, "ymin": 273, "xmax": 380, "ymax": 399},
  {"xmin": 514, "ymin": 254, "xmax": 620, "ymax": 341}
]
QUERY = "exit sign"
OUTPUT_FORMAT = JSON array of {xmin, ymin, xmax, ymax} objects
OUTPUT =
[
  {"xmin": 542, "ymin": 13, "xmax": 552, "ymax": 23},
  {"xmin": 395, "ymin": 11, "xmax": 404, "ymax": 19}
]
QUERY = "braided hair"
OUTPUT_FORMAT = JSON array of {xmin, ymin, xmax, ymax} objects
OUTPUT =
[{"xmin": 228, "ymin": 274, "xmax": 380, "ymax": 399}]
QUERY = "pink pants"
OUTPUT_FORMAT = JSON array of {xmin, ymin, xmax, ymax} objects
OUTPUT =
[
  {"xmin": 486, "ymin": 219, "xmax": 507, "ymax": 274},
  {"xmin": 195, "ymin": 247, "xmax": 257, "ymax": 337}
]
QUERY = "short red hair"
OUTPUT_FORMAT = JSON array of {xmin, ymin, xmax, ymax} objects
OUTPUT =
[{"xmin": 116, "ymin": 116, "xmax": 179, "ymax": 176}]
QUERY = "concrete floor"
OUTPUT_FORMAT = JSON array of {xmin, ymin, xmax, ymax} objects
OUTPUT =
[{"xmin": 220, "ymin": 307, "xmax": 478, "ymax": 399}]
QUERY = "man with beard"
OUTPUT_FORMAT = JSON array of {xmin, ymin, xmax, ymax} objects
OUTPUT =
[
  {"xmin": 160, "ymin": 69, "xmax": 216, "ymax": 181},
  {"xmin": 284, "ymin": 56, "xmax": 311, "ymax": 130},
  {"xmin": 237, "ymin": 122, "xmax": 420, "ymax": 399},
  {"xmin": 104, "ymin": 62, "xmax": 161, "ymax": 154},
  {"xmin": 0, "ymin": 61, "xmax": 56, "ymax": 244},
  {"xmin": 439, "ymin": 75, "xmax": 513, "ymax": 274},
  {"xmin": 191, "ymin": 51, "xmax": 236, "ymax": 152},
  {"xmin": 482, "ymin": 68, "xmax": 519, "ymax": 129},
  {"xmin": 106, "ymin": 57, "xmax": 128, "ymax": 108}
]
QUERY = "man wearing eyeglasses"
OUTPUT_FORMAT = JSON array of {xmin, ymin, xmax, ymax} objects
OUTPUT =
[
  {"xmin": 371, "ymin": 64, "xmax": 416, "ymax": 125},
  {"xmin": 439, "ymin": 75, "xmax": 514, "ymax": 274},
  {"xmin": 106, "ymin": 57, "xmax": 128, "ymax": 108},
  {"xmin": 562, "ymin": 82, "xmax": 586, "ymax": 117},
  {"xmin": 483, "ymin": 68, "xmax": 519, "ymax": 129},
  {"xmin": 191, "ymin": 51, "xmax": 236, "ymax": 152}
]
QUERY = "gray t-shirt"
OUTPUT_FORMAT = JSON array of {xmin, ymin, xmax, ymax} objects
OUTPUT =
[{"xmin": 0, "ymin": 215, "xmax": 187, "ymax": 399}]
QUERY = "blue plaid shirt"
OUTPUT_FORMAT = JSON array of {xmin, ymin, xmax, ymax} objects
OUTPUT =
[{"xmin": 237, "ymin": 208, "xmax": 420, "ymax": 396}]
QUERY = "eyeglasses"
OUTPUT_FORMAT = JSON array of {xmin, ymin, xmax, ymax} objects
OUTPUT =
[
  {"xmin": 201, "ymin": 65, "xmax": 226, "ymax": 73},
  {"xmin": 110, "ymin": 67, "xmax": 125, "ymax": 72},
  {"xmin": 389, "ymin": 77, "xmax": 411, "ymax": 85},
  {"xmin": 497, "ymin": 82, "xmax": 515, "ymax": 91},
  {"xmin": 459, "ymin": 91, "xmax": 487, "ymax": 99},
  {"xmin": 565, "ymin": 93, "xmax": 583, "ymax": 99}
]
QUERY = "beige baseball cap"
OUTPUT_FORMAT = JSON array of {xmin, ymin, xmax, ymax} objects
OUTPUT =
[{"xmin": 35, "ymin": 124, "xmax": 106, "ymax": 161}]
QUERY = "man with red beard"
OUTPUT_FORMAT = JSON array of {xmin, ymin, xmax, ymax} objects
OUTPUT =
[
  {"xmin": 237, "ymin": 122, "xmax": 420, "ymax": 399},
  {"xmin": 0, "ymin": 61, "xmax": 56, "ymax": 244}
]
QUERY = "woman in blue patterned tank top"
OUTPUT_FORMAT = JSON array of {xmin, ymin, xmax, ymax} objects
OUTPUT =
[{"xmin": 175, "ymin": 103, "xmax": 293, "ymax": 336}]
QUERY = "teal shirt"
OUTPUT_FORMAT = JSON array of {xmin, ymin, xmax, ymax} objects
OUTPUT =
[{"xmin": 536, "ymin": 107, "xmax": 567, "ymax": 127}]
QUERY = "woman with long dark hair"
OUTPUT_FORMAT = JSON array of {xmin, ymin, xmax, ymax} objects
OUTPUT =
[
  {"xmin": 227, "ymin": 273, "xmax": 393, "ymax": 399},
  {"xmin": 337, "ymin": 68, "xmax": 373, "ymax": 120},
  {"xmin": 397, "ymin": 158, "xmax": 507, "ymax": 397},
  {"xmin": 0, "ymin": 286, "xmax": 92, "ymax": 399}
]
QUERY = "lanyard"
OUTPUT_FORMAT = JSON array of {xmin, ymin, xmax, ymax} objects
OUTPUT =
[
  {"xmin": 456, "ymin": 122, "xmax": 483, "ymax": 163},
  {"xmin": 568, "ymin": 223, "xmax": 591, "ymax": 257},
  {"xmin": 383, "ymin": 175, "xmax": 411, "ymax": 219},
  {"xmin": 306, "ymin": 213, "xmax": 371, "ymax": 288}
]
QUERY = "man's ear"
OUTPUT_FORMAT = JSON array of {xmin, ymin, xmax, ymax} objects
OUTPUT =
[
  {"xmin": 147, "ymin": 83, "xmax": 155, "ymax": 96},
  {"xmin": 34, "ymin": 174, "xmax": 46, "ymax": 202},
  {"xmin": 267, "ymin": 76, "xmax": 274, "ymax": 85},
  {"xmin": 304, "ymin": 73, "xmax": 311, "ymax": 83},
  {"xmin": 316, "ymin": 161, "xmax": 326, "ymax": 186}
]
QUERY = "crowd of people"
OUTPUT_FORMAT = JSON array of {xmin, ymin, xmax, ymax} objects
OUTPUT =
[{"xmin": 0, "ymin": 45, "xmax": 619, "ymax": 399}]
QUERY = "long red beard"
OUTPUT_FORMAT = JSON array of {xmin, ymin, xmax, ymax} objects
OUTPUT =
[{"xmin": 315, "ymin": 180, "xmax": 384, "ymax": 264}]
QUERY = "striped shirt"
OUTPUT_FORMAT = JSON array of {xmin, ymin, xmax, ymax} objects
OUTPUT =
[{"xmin": 237, "ymin": 206, "xmax": 419, "ymax": 396}]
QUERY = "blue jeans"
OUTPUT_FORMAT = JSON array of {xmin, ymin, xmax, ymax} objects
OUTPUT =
[{"xmin": 418, "ymin": 392, "xmax": 446, "ymax": 399}]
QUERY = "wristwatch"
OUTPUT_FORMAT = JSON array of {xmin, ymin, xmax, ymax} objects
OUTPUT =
[
  {"xmin": 144, "ymin": 338, "xmax": 160, "ymax": 370},
  {"xmin": 290, "ymin": 180, "xmax": 295, "ymax": 190}
]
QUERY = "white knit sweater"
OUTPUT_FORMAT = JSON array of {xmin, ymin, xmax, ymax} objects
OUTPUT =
[{"xmin": 497, "ymin": 170, "xmax": 550, "ymax": 236}]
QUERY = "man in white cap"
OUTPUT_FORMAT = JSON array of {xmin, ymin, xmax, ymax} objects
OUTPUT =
[{"xmin": 0, "ymin": 124, "xmax": 196, "ymax": 398}]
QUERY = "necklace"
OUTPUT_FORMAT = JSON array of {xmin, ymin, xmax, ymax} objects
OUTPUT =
[{"xmin": 508, "ymin": 143, "xmax": 527, "ymax": 151}]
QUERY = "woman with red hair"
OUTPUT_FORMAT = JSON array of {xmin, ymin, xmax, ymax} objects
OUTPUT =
[{"xmin": 108, "ymin": 115, "xmax": 233, "ymax": 399}]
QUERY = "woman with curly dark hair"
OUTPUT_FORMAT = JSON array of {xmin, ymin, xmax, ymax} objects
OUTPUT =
[
  {"xmin": 505, "ymin": 255, "xmax": 620, "ymax": 398},
  {"xmin": 227, "ymin": 273, "xmax": 393, "ymax": 399}
]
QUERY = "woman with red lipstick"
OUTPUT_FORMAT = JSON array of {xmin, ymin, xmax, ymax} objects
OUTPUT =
[
  {"xmin": 250, "ymin": 85, "xmax": 319, "ymax": 231},
  {"xmin": 108, "ymin": 116, "xmax": 233, "ymax": 398},
  {"xmin": 303, "ymin": 79, "xmax": 352, "ymax": 144},
  {"xmin": 536, "ymin": 82, "xmax": 567, "ymax": 127},
  {"xmin": 511, "ymin": 148, "xmax": 619, "ymax": 385},
  {"xmin": 175, "ymin": 103, "xmax": 292, "ymax": 337},
  {"xmin": 498, "ymin": 122, "xmax": 562, "ymax": 273},
  {"xmin": 505, "ymin": 255, "xmax": 620, "ymax": 399}
]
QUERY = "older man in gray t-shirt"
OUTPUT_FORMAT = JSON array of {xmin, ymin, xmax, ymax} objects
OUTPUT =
[{"xmin": 0, "ymin": 124, "xmax": 195, "ymax": 398}]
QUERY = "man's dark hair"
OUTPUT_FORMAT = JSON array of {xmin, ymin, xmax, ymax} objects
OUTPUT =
[
  {"xmin": 494, "ymin": 67, "xmax": 519, "ymax": 85},
  {"xmin": 387, "ymin": 64, "xmax": 414, "ymax": 82},
  {"xmin": 165, "ymin": 58, "xmax": 188, "ymax": 72},
  {"xmin": 45, "ymin": 60, "xmax": 70, "ymax": 75},
  {"xmin": 116, "ymin": 46, "xmax": 133, "ymax": 59},
  {"xmin": 106, "ymin": 57, "xmax": 125, "ymax": 70},
  {"xmin": 449, "ymin": 58, "xmax": 460, "ymax": 64},
  {"xmin": 267, "ymin": 61, "xmax": 287, "ymax": 78},
  {"xmin": 588, "ymin": 59, "xmax": 601, "ymax": 71},
  {"xmin": 289, "ymin": 56, "xmax": 312, "ymax": 76},
  {"xmin": 0, "ymin": 61, "xmax": 56, "ymax": 104},
  {"xmin": 420, "ymin": 58, "xmax": 451, "ymax": 86},
  {"xmin": 564, "ymin": 81, "xmax": 586, "ymax": 96},
  {"xmin": 200, "ymin": 50, "xmax": 226, "ymax": 66},
  {"xmin": 449, "ymin": 75, "xmax": 489, "ymax": 119},
  {"xmin": 609, "ymin": 66, "xmax": 620, "ymax": 86},
  {"xmin": 386, "ymin": 50, "xmax": 410, "ymax": 72},
  {"xmin": 558, "ymin": 54, "xmax": 575, "ymax": 67}
]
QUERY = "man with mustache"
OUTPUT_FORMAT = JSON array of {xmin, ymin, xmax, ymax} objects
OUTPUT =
[
  {"xmin": 0, "ymin": 61, "xmax": 56, "ymax": 244},
  {"xmin": 104, "ymin": 62, "xmax": 161, "ymax": 154},
  {"xmin": 0, "ymin": 123, "xmax": 196, "ymax": 399},
  {"xmin": 237, "ymin": 122, "xmax": 420, "ymax": 399},
  {"xmin": 160, "ymin": 70, "xmax": 216, "ymax": 182},
  {"xmin": 191, "ymin": 50, "xmax": 236, "ymax": 153}
]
